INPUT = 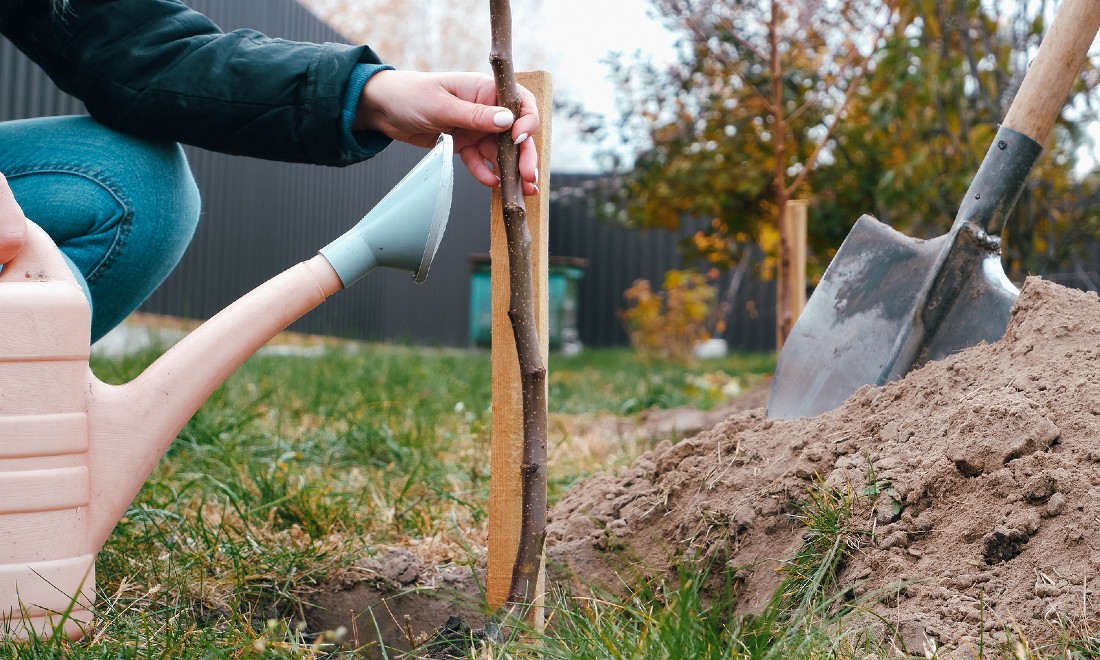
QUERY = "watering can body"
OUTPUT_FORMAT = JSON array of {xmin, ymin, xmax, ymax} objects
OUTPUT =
[
  {"xmin": 0, "ymin": 261, "xmax": 97, "ymax": 639},
  {"xmin": 0, "ymin": 135, "xmax": 453, "ymax": 639}
]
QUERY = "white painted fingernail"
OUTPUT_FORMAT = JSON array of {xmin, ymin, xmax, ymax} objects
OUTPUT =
[
  {"xmin": 514, "ymin": 133, "xmax": 528, "ymax": 146},
  {"xmin": 534, "ymin": 169, "xmax": 539, "ymax": 184},
  {"xmin": 493, "ymin": 110, "xmax": 515, "ymax": 128}
]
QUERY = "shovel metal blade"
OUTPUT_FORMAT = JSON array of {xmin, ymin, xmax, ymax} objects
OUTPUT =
[
  {"xmin": 766, "ymin": 214, "xmax": 1018, "ymax": 420},
  {"xmin": 767, "ymin": 125, "xmax": 1042, "ymax": 421}
]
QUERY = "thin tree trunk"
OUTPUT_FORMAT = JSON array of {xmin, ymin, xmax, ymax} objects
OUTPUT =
[
  {"xmin": 770, "ymin": 0, "xmax": 794, "ymax": 350},
  {"xmin": 488, "ymin": 0, "xmax": 548, "ymax": 623}
]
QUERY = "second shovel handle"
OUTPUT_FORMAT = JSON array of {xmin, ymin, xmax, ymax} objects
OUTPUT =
[{"xmin": 1002, "ymin": 0, "xmax": 1100, "ymax": 146}]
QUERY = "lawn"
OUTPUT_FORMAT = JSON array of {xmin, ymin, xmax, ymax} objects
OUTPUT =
[{"xmin": 4, "ymin": 336, "xmax": 777, "ymax": 657}]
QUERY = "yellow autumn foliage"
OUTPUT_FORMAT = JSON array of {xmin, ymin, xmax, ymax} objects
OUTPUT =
[{"xmin": 619, "ymin": 269, "xmax": 717, "ymax": 363}]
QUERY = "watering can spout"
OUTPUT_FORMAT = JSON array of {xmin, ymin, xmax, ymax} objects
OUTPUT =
[
  {"xmin": 321, "ymin": 134, "xmax": 454, "ymax": 286},
  {"xmin": 81, "ymin": 134, "xmax": 453, "ymax": 550},
  {"xmin": 84, "ymin": 256, "xmax": 346, "ymax": 546}
]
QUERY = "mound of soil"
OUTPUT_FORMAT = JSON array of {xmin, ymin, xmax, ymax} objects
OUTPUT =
[{"xmin": 546, "ymin": 277, "xmax": 1100, "ymax": 653}]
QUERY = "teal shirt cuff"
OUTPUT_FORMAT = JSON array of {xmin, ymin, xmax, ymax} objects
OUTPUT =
[{"xmin": 341, "ymin": 63, "xmax": 396, "ymax": 159}]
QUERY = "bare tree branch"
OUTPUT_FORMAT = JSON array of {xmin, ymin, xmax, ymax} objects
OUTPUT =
[
  {"xmin": 789, "ymin": 8, "xmax": 893, "ymax": 194},
  {"xmin": 488, "ymin": 0, "xmax": 548, "ymax": 625},
  {"xmin": 659, "ymin": 0, "xmax": 777, "ymax": 114}
]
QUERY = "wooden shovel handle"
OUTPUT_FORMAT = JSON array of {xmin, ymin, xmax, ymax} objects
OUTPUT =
[{"xmin": 1002, "ymin": 0, "xmax": 1100, "ymax": 145}]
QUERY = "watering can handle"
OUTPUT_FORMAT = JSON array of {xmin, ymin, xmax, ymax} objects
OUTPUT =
[
  {"xmin": 1001, "ymin": 0, "xmax": 1100, "ymax": 146},
  {"xmin": 0, "ymin": 219, "xmax": 78, "ymax": 286}
]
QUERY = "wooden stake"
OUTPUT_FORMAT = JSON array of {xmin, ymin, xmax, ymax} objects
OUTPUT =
[
  {"xmin": 777, "ymin": 199, "xmax": 808, "ymax": 351},
  {"xmin": 787, "ymin": 199, "xmax": 807, "ymax": 320},
  {"xmin": 487, "ymin": 70, "xmax": 552, "ymax": 613}
]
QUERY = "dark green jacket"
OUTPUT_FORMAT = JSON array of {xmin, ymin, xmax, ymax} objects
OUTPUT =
[{"xmin": 1, "ymin": 0, "xmax": 389, "ymax": 166}]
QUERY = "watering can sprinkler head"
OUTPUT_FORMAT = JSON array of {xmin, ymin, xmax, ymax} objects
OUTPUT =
[{"xmin": 320, "ymin": 133, "xmax": 454, "ymax": 287}]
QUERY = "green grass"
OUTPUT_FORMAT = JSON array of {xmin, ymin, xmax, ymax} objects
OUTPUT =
[
  {"xmin": 5, "ymin": 337, "xmax": 1092, "ymax": 658},
  {"xmin": 1, "ymin": 339, "xmax": 776, "ymax": 657},
  {"xmin": 549, "ymin": 348, "xmax": 773, "ymax": 415}
]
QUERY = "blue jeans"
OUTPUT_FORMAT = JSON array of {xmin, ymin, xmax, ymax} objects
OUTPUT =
[{"xmin": 0, "ymin": 116, "xmax": 201, "ymax": 343}]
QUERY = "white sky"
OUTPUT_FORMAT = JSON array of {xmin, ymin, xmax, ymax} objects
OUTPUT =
[
  {"xmin": 508, "ymin": 1, "xmax": 1098, "ymax": 176},
  {"xmin": 521, "ymin": 0, "xmax": 679, "ymax": 173}
]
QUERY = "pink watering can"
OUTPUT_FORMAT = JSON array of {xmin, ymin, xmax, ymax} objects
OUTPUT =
[{"xmin": 0, "ymin": 135, "xmax": 454, "ymax": 640}]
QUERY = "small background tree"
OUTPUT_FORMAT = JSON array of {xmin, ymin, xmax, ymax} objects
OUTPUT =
[
  {"xmin": 603, "ymin": 0, "xmax": 892, "ymax": 348},
  {"xmin": 601, "ymin": 0, "xmax": 1099, "ymax": 346},
  {"xmin": 619, "ymin": 269, "xmax": 718, "ymax": 362}
]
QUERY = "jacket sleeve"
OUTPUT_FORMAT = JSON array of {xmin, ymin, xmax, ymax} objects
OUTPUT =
[{"xmin": 4, "ymin": 0, "xmax": 390, "ymax": 166}]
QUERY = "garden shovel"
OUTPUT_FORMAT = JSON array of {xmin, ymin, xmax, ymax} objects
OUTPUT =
[{"xmin": 768, "ymin": 0, "xmax": 1100, "ymax": 420}]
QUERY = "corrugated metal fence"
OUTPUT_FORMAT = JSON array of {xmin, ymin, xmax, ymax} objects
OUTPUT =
[
  {"xmin": 550, "ymin": 175, "xmax": 777, "ymax": 350},
  {"xmin": 0, "ymin": 0, "xmax": 777, "ymax": 352}
]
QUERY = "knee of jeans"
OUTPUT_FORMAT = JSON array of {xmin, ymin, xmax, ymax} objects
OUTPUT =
[
  {"xmin": 123, "ymin": 140, "xmax": 201, "ymax": 244},
  {"xmin": 156, "ymin": 143, "xmax": 201, "ymax": 253},
  {"xmin": 8, "ymin": 142, "xmax": 200, "ymax": 277},
  {"xmin": 89, "ymin": 140, "xmax": 201, "ymax": 286},
  {"xmin": 69, "ymin": 116, "xmax": 200, "ymax": 241},
  {"xmin": 83, "ymin": 141, "xmax": 201, "ymax": 340}
]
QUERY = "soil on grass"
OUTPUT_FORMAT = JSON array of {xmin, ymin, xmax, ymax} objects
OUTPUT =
[
  {"xmin": 547, "ymin": 277, "xmax": 1100, "ymax": 655},
  {"xmin": 305, "ymin": 385, "xmax": 772, "ymax": 656},
  {"xmin": 308, "ymin": 277, "xmax": 1100, "ymax": 656}
]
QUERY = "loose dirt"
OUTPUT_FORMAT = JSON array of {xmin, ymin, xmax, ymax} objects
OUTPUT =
[
  {"xmin": 547, "ymin": 276, "xmax": 1100, "ymax": 655},
  {"xmin": 309, "ymin": 277, "xmax": 1100, "ymax": 656}
]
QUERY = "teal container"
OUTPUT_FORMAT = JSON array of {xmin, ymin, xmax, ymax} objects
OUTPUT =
[
  {"xmin": 468, "ymin": 255, "xmax": 587, "ymax": 350},
  {"xmin": 468, "ymin": 261, "xmax": 493, "ymax": 347}
]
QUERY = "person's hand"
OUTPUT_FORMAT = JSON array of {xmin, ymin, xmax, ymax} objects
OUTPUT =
[
  {"xmin": 0, "ymin": 173, "xmax": 28, "ymax": 265},
  {"xmin": 355, "ymin": 70, "xmax": 540, "ymax": 196}
]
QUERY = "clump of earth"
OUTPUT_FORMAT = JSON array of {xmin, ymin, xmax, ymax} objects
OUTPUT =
[
  {"xmin": 547, "ymin": 276, "xmax": 1100, "ymax": 654},
  {"xmin": 310, "ymin": 277, "xmax": 1100, "ymax": 656}
]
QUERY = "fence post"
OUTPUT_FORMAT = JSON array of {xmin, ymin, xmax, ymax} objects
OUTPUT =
[{"xmin": 777, "ymin": 199, "xmax": 808, "ymax": 351}]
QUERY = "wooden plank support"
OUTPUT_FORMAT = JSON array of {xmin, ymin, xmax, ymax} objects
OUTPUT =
[
  {"xmin": 786, "ymin": 199, "xmax": 808, "ymax": 323},
  {"xmin": 487, "ymin": 69, "xmax": 553, "ymax": 612},
  {"xmin": 777, "ymin": 199, "xmax": 808, "ymax": 350}
]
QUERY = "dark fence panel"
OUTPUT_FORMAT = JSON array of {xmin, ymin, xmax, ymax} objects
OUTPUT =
[
  {"xmin": 549, "ymin": 175, "xmax": 777, "ymax": 352},
  {"xmin": 1, "ymin": 2, "xmax": 777, "ymax": 351},
  {"xmin": 727, "ymin": 276, "xmax": 777, "ymax": 352}
]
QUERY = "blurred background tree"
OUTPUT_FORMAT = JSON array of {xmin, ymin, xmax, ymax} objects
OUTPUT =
[
  {"xmin": 818, "ymin": 0, "xmax": 1100, "ymax": 281},
  {"xmin": 601, "ymin": 0, "xmax": 1099, "ymax": 340},
  {"xmin": 298, "ymin": 0, "xmax": 545, "ymax": 71},
  {"xmin": 600, "ymin": 0, "xmax": 894, "ymax": 345}
]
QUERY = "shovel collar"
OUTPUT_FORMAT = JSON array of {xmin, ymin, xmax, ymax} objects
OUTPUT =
[{"xmin": 955, "ymin": 126, "xmax": 1043, "ymax": 237}]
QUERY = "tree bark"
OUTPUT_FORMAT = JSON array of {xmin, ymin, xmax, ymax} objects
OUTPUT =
[
  {"xmin": 770, "ymin": 0, "xmax": 795, "ymax": 351},
  {"xmin": 488, "ymin": 0, "xmax": 548, "ymax": 623}
]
